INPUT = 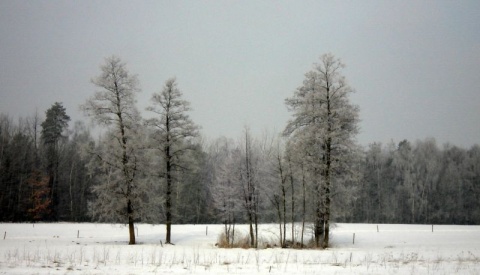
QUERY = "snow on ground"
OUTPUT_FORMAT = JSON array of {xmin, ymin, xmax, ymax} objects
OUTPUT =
[{"xmin": 1, "ymin": 223, "xmax": 479, "ymax": 274}]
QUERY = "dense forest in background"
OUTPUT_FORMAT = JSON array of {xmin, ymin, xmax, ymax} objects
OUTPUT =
[
  {"xmin": 1, "ymin": 111, "xmax": 478, "ymax": 225},
  {"xmin": 1, "ymin": 55, "xmax": 479, "ymax": 247}
]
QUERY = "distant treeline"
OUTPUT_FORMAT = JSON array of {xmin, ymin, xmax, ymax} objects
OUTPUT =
[
  {"xmin": 1, "ymin": 111, "xmax": 479, "ymax": 225},
  {"xmin": 350, "ymin": 139, "xmax": 480, "ymax": 225}
]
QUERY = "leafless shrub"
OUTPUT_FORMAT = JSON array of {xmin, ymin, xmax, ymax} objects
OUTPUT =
[{"xmin": 216, "ymin": 232, "xmax": 250, "ymax": 248}]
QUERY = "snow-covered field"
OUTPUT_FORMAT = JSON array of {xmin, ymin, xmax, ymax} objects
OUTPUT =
[{"xmin": 1, "ymin": 223, "xmax": 479, "ymax": 274}]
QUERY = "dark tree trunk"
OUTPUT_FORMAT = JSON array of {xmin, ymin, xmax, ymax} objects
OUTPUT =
[
  {"xmin": 166, "ymin": 184, "xmax": 172, "ymax": 243},
  {"xmin": 128, "ymin": 199, "xmax": 135, "ymax": 245},
  {"xmin": 282, "ymin": 183, "xmax": 287, "ymax": 247},
  {"xmin": 323, "ymin": 85, "xmax": 332, "ymax": 249},
  {"xmin": 118, "ymin": 89, "xmax": 136, "ymax": 245},
  {"xmin": 288, "ymin": 158, "xmax": 295, "ymax": 245},
  {"xmin": 254, "ymin": 208, "xmax": 258, "ymax": 249},
  {"xmin": 314, "ymin": 166, "xmax": 324, "ymax": 247},
  {"xmin": 276, "ymin": 199, "xmax": 284, "ymax": 247},
  {"xmin": 165, "ymin": 143, "xmax": 173, "ymax": 244},
  {"xmin": 314, "ymin": 202, "xmax": 324, "ymax": 247},
  {"xmin": 244, "ymin": 131, "xmax": 256, "ymax": 248},
  {"xmin": 301, "ymin": 166, "xmax": 306, "ymax": 248},
  {"xmin": 248, "ymin": 211, "xmax": 254, "ymax": 247}
]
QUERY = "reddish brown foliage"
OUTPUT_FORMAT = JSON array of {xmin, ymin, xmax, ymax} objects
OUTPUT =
[{"xmin": 27, "ymin": 170, "xmax": 51, "ymax": 221}]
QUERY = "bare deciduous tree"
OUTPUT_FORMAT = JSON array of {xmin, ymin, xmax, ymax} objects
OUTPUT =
[
  {"xmin": 81, "ymin": 56, "xmax": 143, "ymax": 245},
  {"xmin": 146, "ymin": 78, "xmax": 199, "ymax": 244},
  {"xmin": 284, "ymin": 53, "xmax": 359, "ymax": 248}
]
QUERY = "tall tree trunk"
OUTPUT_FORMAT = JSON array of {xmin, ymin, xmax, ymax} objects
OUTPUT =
[
  {"xmin": 244, "ymin": 131, "xmax": 255, "ymax": 248},
  {"xmin": 254, "ymin": 207, "xmax": 258, "ymax": 249},
  {"xmin": 118, "ymin": 98, "xmax": 135, "ymax": 245},
  {"xmin": 128, "ymin": 199, "xmax": 135, "ymax": 245},
  {"xmin": 69, "ymin": 162, "xmax": 75, "ymax": 221},
  {"xmin": 288, "ymin": 158, "xmax": 295, "ymax": 245},
  {"xmin": 166, "ymin": 153, "xmax": 172, "ymax": 244},
  {"xmin": 301, "ymin": 164, "xmax": 306, "ymax": 248},
  {"xmin": 323, "ymin": 159, "xmax": 331, "ymax": 248},
  {"xmin": 277, "ymin": 152, "xmax": 287, "ymax": 247},
  {"xmin": 282, "ymin": 183, "xmax": 286, "ymax": 247},
  {"xmin": 248, "ymin": 211, "xmax": 254, "ymax": 247},
  {"xmin": 274, "ymin": 197, "xmax": 284, "ymax": 247},
  {"xmin": 314, "ymin": 167, "xmax": 324, "ymax": 247},
  {"xmin": 323, "ymin": 85, "xmax": 332, "ymax": 249},
  {"xmin": 314, "ymin": 202, "xmax": 324, "ymax": 247},
  {"xmin": 165, "ymin": 110, "xmax": 173, "ymax": 244}
]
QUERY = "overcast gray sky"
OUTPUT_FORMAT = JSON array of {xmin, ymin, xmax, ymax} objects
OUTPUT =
[{"xmin": 1, "ymin": 1, "xmax": 479, "ymax": 148}]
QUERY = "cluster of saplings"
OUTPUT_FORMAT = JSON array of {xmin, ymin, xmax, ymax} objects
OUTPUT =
[{"xmin": 1, "ymin": 54, "xmax": 479, "ymax": 249}]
